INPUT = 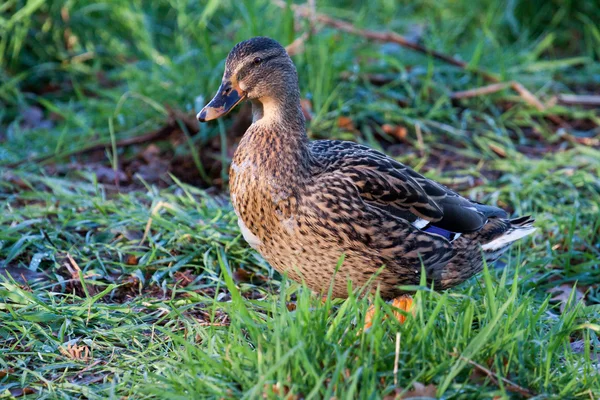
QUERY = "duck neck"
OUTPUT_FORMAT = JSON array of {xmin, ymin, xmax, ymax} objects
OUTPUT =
[
  {"xmin": 250, "ymin": 93, "xmax": 306, "ymax": 136},
  {"xmin": 242, "ymin": 93, "xmax": 311, "ymax": 177}
]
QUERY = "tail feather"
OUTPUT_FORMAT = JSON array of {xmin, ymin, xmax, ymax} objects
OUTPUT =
[
  {"xmin": 433, "ymin": 215, "xmax": 535, "ymax": 290},
  {"xmin": 480, "ymin": 216, "xmax": 536, "ymax": 258}
]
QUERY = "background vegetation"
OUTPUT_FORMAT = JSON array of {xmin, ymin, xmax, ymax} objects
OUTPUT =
[{"xmin": 1, "ymin": 0, "xmax": 599, "ymax": 398}]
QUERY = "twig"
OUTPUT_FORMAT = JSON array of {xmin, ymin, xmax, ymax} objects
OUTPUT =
[
  {"xmin": 272, "ymin": 0, "xmax": 498, "ymax": 82},
  {"xmin": 414, "ymin": 123, "xmax": 425, "ymax": 157},
  {"xmin": 393, "ymin": 332, "xmax": 401, "ymax": 387},
  {"xmin": 557, "ymin": 94, "xmax": 600, "ymax": 106},
  {"xmin": 557, "ymin": 131, "xmax": 600, "ymax": 147},
  {"xmin": 451, "ymin": 82, "xmax": 512, "ymax": 100},
  {"xmin": 65, "ymin": 253, "xmax": 82, "ymax": 278},
  {"xmin": 285, "ymin": 32, "xmax": 310, "ymax": 57},
  {"xmin": 197, "ymin": 321, "xmax": 230, "ymax": 327},
  {"xmin": 450, "ymin": 352, "xmax": 535, "ymax": 398},
  {"xmin": 4, "ymin": 109, "xmax": 198, "ymax": 168},
  {"xmin": 451, "ymin": 81, "xmax": 548, "ymax": 113},
  {"xmin": 273, "ymin": 0, "xmax": 569, "ymax": 127},
  {"xmin": 139, "ymin": 201, "xmax": 177, "ymax": 246},
  {"xmin": 510, "ymin": 82, "xmax": 546, "ymax": 112},
  {"xmin": 78, "ymin": 359, "xmax": 103, "ymax": 374},
  {"xmin": 307, "ymin": 0, "xmax": 317, "ymax": 32},
  {"xmin": 283, "ymin": 0, "xmax": 317, "ymax": 57}
]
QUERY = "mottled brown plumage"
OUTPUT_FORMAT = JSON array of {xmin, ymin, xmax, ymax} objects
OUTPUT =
[{"xmin": 198, "ymin": 37, "xmax": 535, "ymax": 299}]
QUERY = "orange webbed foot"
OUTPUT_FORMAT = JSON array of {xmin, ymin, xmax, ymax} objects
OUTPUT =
[{"xmin": 364, "ymin": 295, "xmax": 414, "ymax": 330}]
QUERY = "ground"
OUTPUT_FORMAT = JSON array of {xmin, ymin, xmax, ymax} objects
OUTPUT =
[{"xmin": 1, "ymin": 0, "xmax": 599, "ymax": 398}]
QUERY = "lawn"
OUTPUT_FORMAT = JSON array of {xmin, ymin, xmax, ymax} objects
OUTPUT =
[{"xmin": 1, "ymin": 0, "xmax": 600, "ymax": 398}]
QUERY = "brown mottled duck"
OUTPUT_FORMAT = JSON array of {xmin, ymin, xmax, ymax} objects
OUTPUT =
[{"xmin": 197, "ymin": 37, "xmax": 535, "ymax": 323}]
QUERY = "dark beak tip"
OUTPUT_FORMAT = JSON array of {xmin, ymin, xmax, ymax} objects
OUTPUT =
[{"xmin": 197, "ymin": 110, "xmax": 207, "ymax": 122}]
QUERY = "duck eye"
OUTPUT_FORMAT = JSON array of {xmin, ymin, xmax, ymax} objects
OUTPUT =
[{"xmin": 253, "ymin": 57, "xmax": 262, "ymax": 65}]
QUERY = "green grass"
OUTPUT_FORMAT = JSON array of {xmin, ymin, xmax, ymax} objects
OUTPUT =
[{"xmin": 1, "ymin": 0, "xmax": 600, "ymax": 398}]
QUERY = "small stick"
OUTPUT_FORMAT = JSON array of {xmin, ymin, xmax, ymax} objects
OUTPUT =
[
  {"xmin": 307, "ymin": 0, "xmax": 317, "ymax": 32},
  {"xmin": 272, "ymin": 0, "xmax": 498, "ymax": 82},
  {"xmin": 285, "ymin": 32, "xmax": 309, "ymax": 57},
  {"xmin": 450, "ymin": 352, "xmax": 535, "ymax": 398},
  {"xmin": 393, "ymin": 332, "xmax": 401, "ymax": 386},
  {"xmin": 273, "ymin": 0, "xmax": 570, "ymax": 128},
  {"xmin": 451, "ymin": 81, "xmax": 549, "ymax": 113},
  {"xmin": 197, "ymin": 321, "xmax": 230, "ymax": 327},
  {"xmin": 415, "ymin": 124, "xmax": 425, "ymax": 157},
  {"xmin": 66, "ymin": 253, "xmax": 82, "ymax": 277},
  {"xmin": 557, "ymin": 94, "xmax": 600, "ymax": 106},
  {"xmin": 510, "ymin": 82, "xmax": 546, "ymax": 112},
  {"xmin": 451, "ymin": 82, "xmax": 512, "ymax": 100},
  {"xmin": 4, "ymin": 109, "xmax": 197, "ymax": 168}
]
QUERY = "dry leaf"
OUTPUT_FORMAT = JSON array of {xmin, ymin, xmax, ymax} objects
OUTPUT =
[
  {"xmin": 285, "ymin": 32, "xmax": 308, "ymax": 57},
  {"xmin": 59, "ymin": 343, "xmax": 91, "ymax": 362},
  {"xmin": 0, "ymin": 267, "xmax": 49, "ymax": 285},
  {"xmin": 547, "ymin": 284, "xmax": 585, "ymax": 313},
  {"xmin": 19, "ymin": 106, "xmax": 53, "ymax": 131},
  {"xmin": 141, "ymin": 144, "xmax": 161, "ymax": 163},
  {"xmin": 488, "ymin": 143, "xmax": 506, "ymax": 158},
  {"xmin": 571, "ymin": 339, "xmax": 600, "ymax": 362},
  {"xmin": 382, "ymin": 124, "xmax": 407, "ymax": 141},
  {"xmin": 233, "ymin": 268, "xmax": 267, "ymax": 284},
  {"xmin": 9, "ymin": 387, "xmax": 37, "ymax": 397},
  {"xmin": 233, "ymin": 268, "xmax": 252, "ymax": 283},
  {"xmin": 86, "ymin": 163, "xmax": 128, "ymax": 184},
  {"xmin": 174, "ymin": 270, "xmax": 194, "ymax": 287},
  {"xmin": 385, "ymin": 382, "xmax": 437, "ymax": 399},
  {"xmin": 0, "ymin": 368, "xmax": 15, "ymax": 378},
  {"xmin": 337, "ymin": 116, "xmax": 356, "ymax": 131},
  {"xmin": 126, "ymin": 254, "xmax": 138, "ymax": 265},
  {"xmin": 262, "ymin": 382, "xmax": 299, "ymax": 400},
  {"xmin": 300, "ymin": 99, "xmax": 313, "ymax": 121}
]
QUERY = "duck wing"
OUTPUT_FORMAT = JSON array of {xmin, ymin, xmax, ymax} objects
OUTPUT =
[{"xmin": 309, "ymin": 140, "xmax": 507, "ymax": 234}]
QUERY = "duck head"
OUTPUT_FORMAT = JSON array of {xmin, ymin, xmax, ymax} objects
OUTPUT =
[{"xmin": 197, "ymin": 37, "xmax": 300, "ymax": 122}]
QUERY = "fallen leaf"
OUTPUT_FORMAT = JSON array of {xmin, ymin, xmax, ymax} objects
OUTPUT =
[
  {"xmin": 233, "ymin": 268, "xmax": 252, "ymax": 283},
  {"xmin": 9, "ymin": 387, "xmax": 37, "ymax": 397},
  {"xmin": 69, "ymin": 373, "xmax": 106, "ymax": 385},
  {"xmin": 126, "ymin": 255, "xmax": 139, "ymax": 266},
  {"xmin": 488, "ymin": 142, "xmax": 506, "ymax": 158},
  {"xmin": 233, "ymin": 268, "xmax": 267, "ymax": 284},
  {"xmin": 285, "ymin": 32, "xmax": 307, "ymax": 57},
  {"xmin": 337, "ymin": 116, "xmax": 356, "ymax": 131},
  {"xmin": 571, "ymin": 339, "xmax": 600, "ymax": 362},
  {"xmin": 262, "ymin": 382, "xmax": 299, "ymax": 399},
  {"xmin": 0, "ymin": 267, "xmax": 49, "ymax": 285},
  {"xmin": 133, "ymin": 161, "xmax": 169, "ymax": 183},
  {"xmin": 382, "ymin": 124, "xmax": 407, "ymax": 141},
  {"xmin": 19, "ymin": 106, "xmax": 53, "ymax": 131},
  {"xmin": 571, "ymin": 339, "xmax": 587, "ymax": 354},
  {"xmin": 0, "ymin": 368, "xmax": 15, "ymax": 378},
  {"xmin": 547, "ymin": 284, "xmax": 585, "ymax": 313},
  {"xmin": 59, "ymin": 343, "xmax": 91, "ymax": 362},
  {"xmin": 300, "ymin": 99, "xmax": 313, "ymax": 121},
  {"xmin": 141, "ymin": 144, "xmax": 161, "ymax": 163},
  {"xmin": 84, "ymin": 163, "xmax": 128, "ymax": 184},
  {"xmin": 3, "ymin": 172, "xmax": 31, "ymax": 190},
  {"xmin": 174, "ymin": 270, "xmax": 194, "ymax": 287},
  {"xmin": 385, "ymin": 382, "xmax": 437, "ymax": 399}
]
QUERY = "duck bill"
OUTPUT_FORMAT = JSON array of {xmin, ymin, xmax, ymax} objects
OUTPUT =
[{"xmin": 197, "ymin": 82, "xmax": 246, "ymax": 122}]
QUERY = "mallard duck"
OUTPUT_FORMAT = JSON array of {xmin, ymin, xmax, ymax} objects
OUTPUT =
[{"xmin": 198, "ymin": 37, "xmax": 535, "ymax": 313}]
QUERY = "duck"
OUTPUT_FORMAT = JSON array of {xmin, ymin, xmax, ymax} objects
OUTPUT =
[{"xmin": 197, "ymin": 36, "xmax": 535, "ymax": 319}]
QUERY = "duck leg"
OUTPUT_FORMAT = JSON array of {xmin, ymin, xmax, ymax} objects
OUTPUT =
[{"xmin": 364, "ymin": 295, "xmax": 414, "ymax": 329}]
